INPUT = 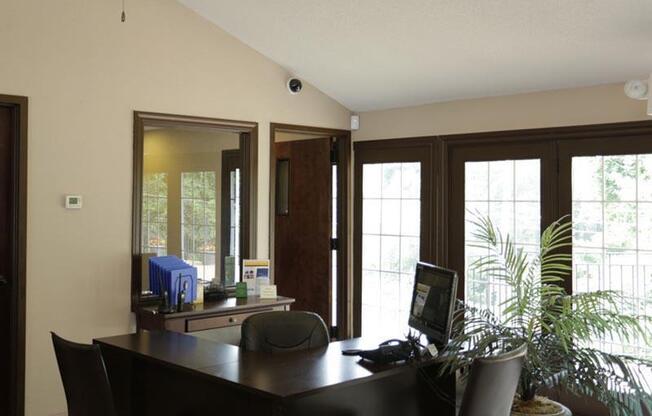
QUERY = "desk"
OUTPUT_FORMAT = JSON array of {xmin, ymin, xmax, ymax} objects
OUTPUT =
[
  {"xmin": 95, "ymin": 331, "xmax": 455, "ymax": 416},
  {"xmin": 136, "ymin": 296, "xmax": 294, "ymax": 344}
]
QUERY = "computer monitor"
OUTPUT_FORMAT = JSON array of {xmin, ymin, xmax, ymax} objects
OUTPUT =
[{"xmin": 408, "ymin": 262, "xmax": 458, "ymax": 347}]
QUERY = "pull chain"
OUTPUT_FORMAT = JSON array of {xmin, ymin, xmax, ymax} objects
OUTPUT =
[{"xmin": 121, "ymin": 0, "xmax": 126, "ymax": 22}]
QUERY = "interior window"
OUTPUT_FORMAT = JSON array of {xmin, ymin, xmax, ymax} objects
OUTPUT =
[
  {"xmin": 464, "ymin": 159, "xmax": 541, "ymax": 318},
  {"xmin": 361, "ymin": 162, "xmax": 421, "ymax": 338},
  {"xmin": 572, "ymin": 154, "xmax": 652, "ymax": 357}
]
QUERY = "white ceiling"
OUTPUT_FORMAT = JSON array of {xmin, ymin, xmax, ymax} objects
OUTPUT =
[{"xmin": 179, "ymin": 0, "xmax": 652, "ymax": 112}]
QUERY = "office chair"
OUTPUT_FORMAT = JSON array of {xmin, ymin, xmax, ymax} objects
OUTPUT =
[
  {"xmin": 240, "ymin": 311, "xmax": 330, "ymax": 353},
  {"xmin": 51, "ymin": 332, "xmax": 117, "ymax": 416},
  {"xmin": 643, "ymin": 401, "xmax": 652, "ymax": 416},
  {"xmin": 458, "ymin": 343, "xmax": 527, "ymax": 416}
]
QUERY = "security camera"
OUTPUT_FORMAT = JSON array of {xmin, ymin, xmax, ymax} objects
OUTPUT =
[
  {"xmin": 287, "ymin": 78, "xmax": 303, "ymax": 95},
  {"xmin": 624, "ymin": 80, "xmax": 648, "ymax": 100}
]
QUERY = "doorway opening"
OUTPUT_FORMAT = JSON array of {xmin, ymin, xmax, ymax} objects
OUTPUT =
[
  {"xmin": 0, "ymin": 94, "xmax": 28, "ymax": 416},
  {"xmin": 270, "ymin": 123, "xmax": 351, "ymax": 339}
]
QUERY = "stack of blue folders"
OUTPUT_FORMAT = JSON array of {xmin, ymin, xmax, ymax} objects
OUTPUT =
[{"xmin": 149, "ymin": 256, "xmax": 197, "ymax": 304}]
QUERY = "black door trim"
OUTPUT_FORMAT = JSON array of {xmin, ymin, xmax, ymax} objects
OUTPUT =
[{"xmin": 0, "ymin": 94, "xmax": 28, "ymax": 416}]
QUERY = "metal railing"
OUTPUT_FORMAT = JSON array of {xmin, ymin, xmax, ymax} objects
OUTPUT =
[{"xmin": 465, "ymin": 258, "xmax": 652, "ymax": 359}]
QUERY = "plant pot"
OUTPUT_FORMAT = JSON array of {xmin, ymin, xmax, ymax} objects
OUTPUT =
[{"xmin": 511, "ymin": 396, "xmax": 572, "ymax": 416}]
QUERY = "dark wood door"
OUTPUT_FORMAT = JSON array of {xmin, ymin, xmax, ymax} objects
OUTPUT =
[
  {"xmin": 274, "ymin": 138, "xmax": 332, "ymax": 325},
  {"xmin": 0, "ymin": 105, "xmax": 15, "ymax": 415}
]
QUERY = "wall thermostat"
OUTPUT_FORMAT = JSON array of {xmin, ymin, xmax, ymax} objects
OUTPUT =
[{"xmin": 65, "ymin": 195, "xmax": 83, "ymax": 209}]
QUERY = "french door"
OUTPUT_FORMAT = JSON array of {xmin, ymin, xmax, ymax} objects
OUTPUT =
[
  {"xmin": 447, "ymin": 140, "xmax": 556, "ymax": 319},
  {"xmin": 353, "ymin": 139, "xmax": 433, "ymax": 338},
  {"xmin": 559, "ymin": 135, "xmax": 652, "ymax": 357}
]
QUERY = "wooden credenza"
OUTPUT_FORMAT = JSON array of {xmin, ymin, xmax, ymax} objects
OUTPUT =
[{"xmin": 136, "ymin": 296, "xmax": 295, "ymax": 344}]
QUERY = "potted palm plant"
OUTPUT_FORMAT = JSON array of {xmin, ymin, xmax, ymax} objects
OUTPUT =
[{"xmin": 439, "ymin": 214, "xmax": 652, "ymax": 416}]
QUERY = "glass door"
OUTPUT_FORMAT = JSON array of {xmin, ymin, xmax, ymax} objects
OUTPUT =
[
  {"xmin": 447, "ymin": 141, "xmax": 554, "ymax": 322},
  {"xmin": 464, "ymin": 159, "xmax": 541, "ymax": 317},
  {"xmin": 354, "ymin": 140, "xmax": 433, "ymax": 338},
  {"xmin": 360, "ymin": 162, "xmax": 422, "ymax": 338},
  {"xmin": 559, "ymin": 137, "xmax": 652, "ymax": 359}
]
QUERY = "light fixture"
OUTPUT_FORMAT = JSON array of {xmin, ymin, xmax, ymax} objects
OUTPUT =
[{"xmin": 624, "ymin": 75, "xmax": 651, "ymax": 116}]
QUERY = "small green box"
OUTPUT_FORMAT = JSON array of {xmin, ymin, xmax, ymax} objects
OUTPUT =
[{"xmin": 235, "ymin": 282, "xmax": 248, "ymax": 298}]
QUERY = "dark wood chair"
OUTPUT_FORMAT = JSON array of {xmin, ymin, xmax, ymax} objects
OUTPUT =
[
  {"xmin": 51, "ymin": 332, "xmax": 117, "ymax": 416},
  {"xmin": 240, "ymin": 310, "xmax": 330, "ymax": 353}
]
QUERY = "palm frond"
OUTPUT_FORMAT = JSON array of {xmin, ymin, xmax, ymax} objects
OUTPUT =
[{"xmin": 443, "ymin": 212, "xmax": 652, "ymax": 413}]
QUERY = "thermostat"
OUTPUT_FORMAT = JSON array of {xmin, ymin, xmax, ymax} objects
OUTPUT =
[{"xmin": 65, "ymin": 195, "xmax": 83, "ymax": 209}]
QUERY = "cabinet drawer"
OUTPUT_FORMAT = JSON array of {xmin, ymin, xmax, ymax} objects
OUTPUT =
[{"xmin": 186, "ymin": 309, "xmax": 272, "ymax": 332}]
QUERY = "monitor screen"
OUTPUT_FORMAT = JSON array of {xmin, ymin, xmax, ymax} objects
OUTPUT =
[{"xmin": 408, "ymin": 262, "xmax": 458, "ymax": 346}]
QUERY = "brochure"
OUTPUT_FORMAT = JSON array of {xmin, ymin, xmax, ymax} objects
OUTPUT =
[{"xmin": 242, "ymin": 259, "xmax": 270, "ymax": 296}]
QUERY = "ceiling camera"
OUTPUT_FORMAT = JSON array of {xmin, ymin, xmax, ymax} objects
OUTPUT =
[{"xmin": 287, "ymin": 78, "xmax": 303, "ymax": 95}]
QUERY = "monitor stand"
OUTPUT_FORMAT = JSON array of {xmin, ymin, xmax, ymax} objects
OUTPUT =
[{"xmin": 424, "ymin": 335, "xmax": 448, "ymax": 358}]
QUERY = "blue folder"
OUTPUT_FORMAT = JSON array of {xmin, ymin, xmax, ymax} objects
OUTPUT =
[{"xmin": 149, "ymin": 256, "xmax": 197, "ymax": 304}]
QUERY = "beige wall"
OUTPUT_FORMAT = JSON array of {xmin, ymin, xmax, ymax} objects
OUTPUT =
[
  {"xmin": 0, "ymin": 0, "xmax": 350, "ymax": 414},
  {"xmin": 353, "ymin": 83, "xmax": 651, "ymax": 141}
]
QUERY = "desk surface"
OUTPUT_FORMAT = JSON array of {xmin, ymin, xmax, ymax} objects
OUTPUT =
[
  {"xmin": 95, "ymin": 331, "xmax": 427, "ymax": 399},
  {"xmin": 138, "ymin": 296, "xmax": 295, "ymax": 320}
]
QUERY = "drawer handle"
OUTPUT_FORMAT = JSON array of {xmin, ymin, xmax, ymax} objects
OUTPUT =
[{"xmin": 229, "ymin": 317, "xmax": 238, "ymax": 324}]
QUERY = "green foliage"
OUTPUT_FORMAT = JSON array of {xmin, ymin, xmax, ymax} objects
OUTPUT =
[{"xmin": 439, "ymin": 213, "xmax": 652, "ymax": 415}]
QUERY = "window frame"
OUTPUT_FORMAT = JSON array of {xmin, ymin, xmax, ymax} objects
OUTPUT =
[
  {"xmin": 353, "ymin": 137, "xmax": 435, "ymax": 337},
  {"xmin": 558, "ymin": 133, "xmax": 652, "ymax": 294},
  {"xmin": 444, "ymin": 139, "xmax": 557, "ymax": 298},
  {"xmin": 351, "ymin": 121, "xmax": 652, "ymax": 342},
  {"xmin": 132, "ymin": 111, "xmax": 258, "ymax": 310}
]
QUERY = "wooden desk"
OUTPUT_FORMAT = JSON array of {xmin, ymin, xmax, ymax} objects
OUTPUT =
[
  {"xmin": 95, "ymin": 331, "xmax": 454, "ymax": 416},
  {"xmin": 137, "ymin": 296, "xmax": 294, "ymax": 343}
]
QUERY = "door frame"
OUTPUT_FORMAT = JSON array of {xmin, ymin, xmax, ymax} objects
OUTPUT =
[
  {"xmin": 444, "ymin": 138, "xmax": 557, "ymax": 298},
  {"xmin": 0, "ymin": 94, "xmax": 28, "ymax": 416},
  {"xmin": 352, "ymin": 137, "xmax": 436, "ymax": 337},
  {"xmin": 269, "ymin": 123, "xmax": 351, "ymax": 339},
  {"xmin": 557, "ymin": 132, "xmax": 652, "ymax": 294}
]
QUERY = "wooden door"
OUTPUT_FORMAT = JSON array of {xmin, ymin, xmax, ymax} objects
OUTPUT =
[
  {"xmin": 0, "ymin": 96, "xmax": 26, "ymax": 416},
  {"xmin": 274, "ymin": 138, "xmax": 332, "ymax": 325},
  {"xmin": 0, "ymin": 106, "xmax": 13, "ymax": 416}
]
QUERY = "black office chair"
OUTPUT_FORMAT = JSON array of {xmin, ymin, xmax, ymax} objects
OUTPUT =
[
  {"xmin": 643, "ymin": 401, "xmax": 652, "ymax": 416},
  {"xmin": 458, "ymin": 344, "xmax": 527, "ymax": 416},
  {"xmin": 240, "ymin": 311, "xmax": 330, "ymax": 353},
  {"xmin": 51, "ymin": 332, "xmax": 117, "ymax": 416}
]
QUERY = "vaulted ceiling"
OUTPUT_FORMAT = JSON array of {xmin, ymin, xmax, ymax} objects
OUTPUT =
[{"xmin": 179, "ymin": 0, "xmax": 652, "ymax": 112}]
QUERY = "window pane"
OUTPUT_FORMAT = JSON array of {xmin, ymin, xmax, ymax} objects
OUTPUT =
[
  {"xmin": 465, "ymin": 162, "xmax": 488, "ymax": 201},
  {"xmin": 573, "ymin": 156, "xmax": 603, "ymax": 201},
  {"xmin": 464, "ymin": 159, "xmax": 540, "ymax": 318},
  {"xmin": 361, "ymin": 162, "xmax": 421, "ymax": 339},
  {"xmin": 380, "ymin": 199, "xmax": 400, "ymax": 235},
  {"xmin": 572, "ymin": 154, "xmax": 652, "ymax": 358},
  {"xmin": 489, "ymin": 160, "xmax": 514, "ymax": 201},
  {"xmin": 515, "ymin": 159, "xmax": 540, "ymax": 201}
]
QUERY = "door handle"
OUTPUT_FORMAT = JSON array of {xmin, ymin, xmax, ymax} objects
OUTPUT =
[{"xmin": 0, "ymin": 275, "xmax": 7, "ymax": 286}]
